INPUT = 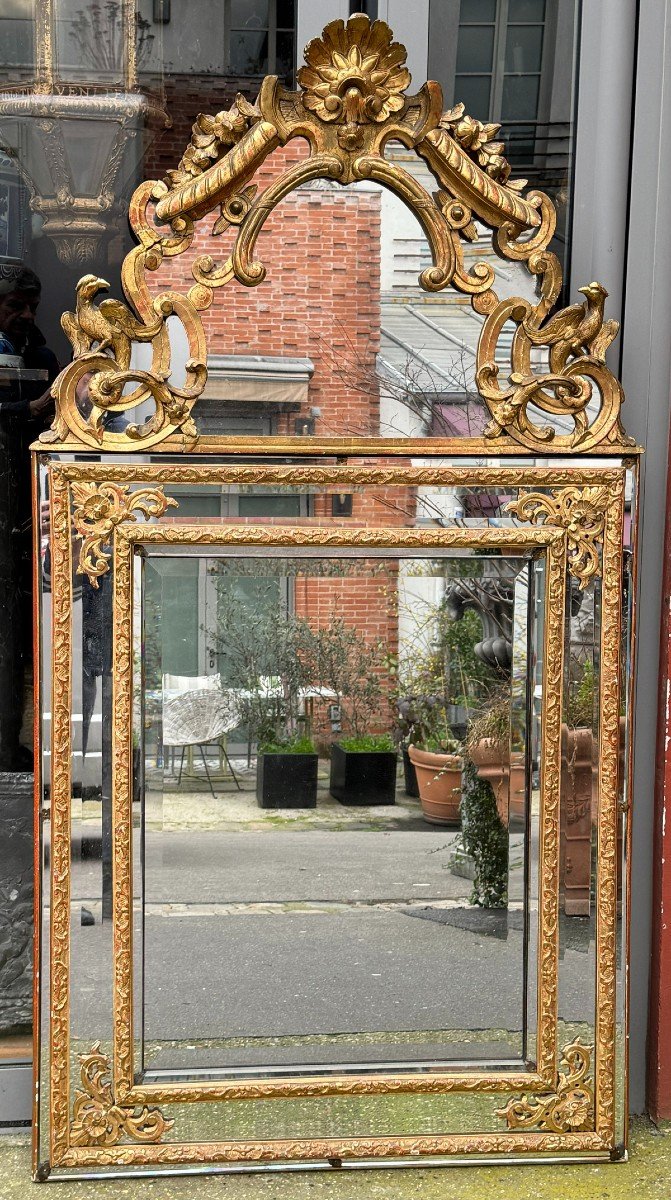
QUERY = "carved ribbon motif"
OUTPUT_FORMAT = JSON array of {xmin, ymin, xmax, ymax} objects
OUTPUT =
[
  {"xmin": 70, "ymin": 1044, "xmax": 173, "ymax": 1147},
  {"xmin": 506, "ymin": 486, "xmax": 610, "ymax": 589},
  {"xmin": 496, "ymin": 1039, "xmax": 594, "ymax": 1132},
  {"xmin": 43, "ymin": 13, "xmax": 631, "ymax": 453},
  {"xmin": 71, "ymin": 481, "xmax": 177, "ymax": 585}
]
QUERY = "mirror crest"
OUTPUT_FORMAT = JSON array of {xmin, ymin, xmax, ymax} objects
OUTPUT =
[{"xmin": 41, "ymin": 14, "xmax": 630, "ymax": 456}]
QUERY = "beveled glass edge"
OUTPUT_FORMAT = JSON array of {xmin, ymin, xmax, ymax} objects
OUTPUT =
[
  {"xmin": 33, "ymin": 456, "xmax": 632, "ymax": 1169},
  {"xmin": 111, "ymin": 521, "xmax": 565, "ymax": 1109}
]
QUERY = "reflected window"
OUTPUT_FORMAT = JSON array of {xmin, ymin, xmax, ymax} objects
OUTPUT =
[
  {"xmin": 430, "ymin": 0, "xmax": 576, "ymax": 269},
  {"xmin": 0, "ymin": 0, "xmax": 34, "ymax": 72},
  {"xmin": 145, "ymin": 490, "xmax": 307, "ymax": 682},
  {"xmin": 455, "ymin": 0, "xmax": 547, "ymax": 161},
  {"xmin": 226, "ymin": 0, "xmax": 295, "ymax": 85}
]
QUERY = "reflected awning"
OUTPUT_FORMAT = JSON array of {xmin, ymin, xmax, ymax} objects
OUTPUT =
[{"xmin": 203, "ymin": 355, "xmax": 314, "ymax": 410}]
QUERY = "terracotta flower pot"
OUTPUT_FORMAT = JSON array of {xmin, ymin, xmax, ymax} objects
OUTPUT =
[
  {"xmin": 560, "ymin": 724, "xmax": 595, "ymax": 916},
  {"xmin": 468, "ymin": 740, "xmax": 528, "ymax": 827},
  {"xmin": 509, "ymin": 751, "xmax": 526, "ymax": 823},
  {"xmin": 408, "ymin": 744, "xmax": 462, "ymax": 825},
  {"xmin": 469, "ymin": 738, "xmax": 510, "ymax": 825}
]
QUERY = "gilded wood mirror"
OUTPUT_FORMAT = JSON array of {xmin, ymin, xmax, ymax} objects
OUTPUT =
[{"xmin": 32, "ymin": 15, "xmax": 636, "ymax": 1180}]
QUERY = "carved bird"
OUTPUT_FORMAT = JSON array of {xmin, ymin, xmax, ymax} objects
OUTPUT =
[
  {"xmin": 522, "ymin": 282, "xmax": 618, "ymax": 372},
  {"xmin": 61, "ymin": 275, "xmax": 164, "ymax": 372}
]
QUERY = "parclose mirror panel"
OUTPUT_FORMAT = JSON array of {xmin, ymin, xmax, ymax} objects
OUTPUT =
[
  {"xmin": 34, "ymin": 456, "xmax": 633, "ymax": 1176},
  {"xmin": 27, "ymin": 6, "xmax": 635, "ymax": 1179}
]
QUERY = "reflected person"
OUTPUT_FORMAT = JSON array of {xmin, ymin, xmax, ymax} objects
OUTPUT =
[{"xmin": 0, "ymin": 264, "xmax": 57, "ymax": 769}]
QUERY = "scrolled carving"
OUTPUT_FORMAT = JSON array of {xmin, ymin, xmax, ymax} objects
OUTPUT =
[
  {"xmin": 44, "ymin": 274, "xmax": 206, "ymax": 448},
  {"xmin": 43, "ymin": 13, "xmax": 634, "ymax": 455},
  {"xmin": 497, "ymin": 1040, "xmax": 594, "ymax": 1132},
  {"xmin": 506, "ymin": 485, "xmax": 609, "ymax": 589},
  {"xmin": 71, "ymin": 1045, "xmax": 173, "ymax": 1147},
  {"xmin": 71, "ymin": 481, "xmax": 177, "ymax": 585},
  {"xmin": 476, "ymin": 281, "xmax": 632, "ymax": 452}
]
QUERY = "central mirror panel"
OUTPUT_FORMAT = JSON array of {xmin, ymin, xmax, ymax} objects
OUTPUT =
[{"xmin": 133, "ymin": 547, "xmax": 543, "ymax": 1084}]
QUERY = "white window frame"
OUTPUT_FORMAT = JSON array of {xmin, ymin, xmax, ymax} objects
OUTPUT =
[{"xmin": 224, "ymin": 0, "xmax": 295, "ymax": 80}]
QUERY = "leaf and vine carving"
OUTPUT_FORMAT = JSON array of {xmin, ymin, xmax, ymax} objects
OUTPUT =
[
  {"xmin": 71, "ymin": 481, "xmax": 177, "ymax": 585},
  {"xmin": 70, "ymin": 1045, "xmax": 173, "ymax": 1147},
  {"xmin": 506, "ymin": 485, "xmax": 610, "ymax": 589},
  {"xmin": 496, "ymin": 1040, "xmax": 594, "ymax": 1132}
]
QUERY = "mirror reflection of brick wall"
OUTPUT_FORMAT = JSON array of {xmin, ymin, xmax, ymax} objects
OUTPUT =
[{"xmin": 155, "ymin": 141, "xmax": 382, "ymax": 439}]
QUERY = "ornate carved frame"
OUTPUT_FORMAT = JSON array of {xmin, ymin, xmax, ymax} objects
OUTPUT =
[{"xmin": 33, "ymin": 14, "xmax": 637, "ymax": 1179}]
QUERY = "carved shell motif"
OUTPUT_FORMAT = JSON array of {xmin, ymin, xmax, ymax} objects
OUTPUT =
[{"xmin": 298, "ymin": 15, "xmax": 411, "ymax": 126}]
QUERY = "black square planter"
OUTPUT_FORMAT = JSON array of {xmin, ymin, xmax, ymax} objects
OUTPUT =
[
  {"xmin": 256, "ymin": 752, "xmax": 318, "ymax": 809},
  {"xmin": 329, "ymin": 744, "xmax": 397, "ymax": 805},
  {"xmin": 402, "ymin": 746, "xmax": 419, "ymax": 797}
]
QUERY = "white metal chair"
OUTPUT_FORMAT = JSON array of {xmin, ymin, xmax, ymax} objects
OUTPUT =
[{"xmin": 162, "ymin": 674, "xmax": 242, "ymax": 795}]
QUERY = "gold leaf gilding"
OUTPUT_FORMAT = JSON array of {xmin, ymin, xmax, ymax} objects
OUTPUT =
[
  {"xmin": 40, "ymin": 14, "xmax": 632, "ymax": 455},
  {"xmin": 71, "ymin": 481, "xmax": 177, "ymax": 585},
  {"xmin": 497, "ymin": 1040, "xmax": 594, "ymax": 1133},
  {"xmin": 71, "ymin": 1045, "xmax": 173, "ymax": 1147},
  {"xmin": 506, "ymin": 485, "xmax": 609, "ymax": 589}
]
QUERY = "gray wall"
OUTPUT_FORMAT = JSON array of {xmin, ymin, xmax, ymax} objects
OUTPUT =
[
  {"xmin": 618, "ymin": 0, "xmax": 671, "ymax": 1116},
  {"xmin": 571, "ymin": 0, "xmax": 671, "ymax": 1116}
]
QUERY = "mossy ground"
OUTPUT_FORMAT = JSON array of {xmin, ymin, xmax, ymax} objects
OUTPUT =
[{"xmin": 2, "ymin": 1118, "xmax": 670, "ymax": 1198}]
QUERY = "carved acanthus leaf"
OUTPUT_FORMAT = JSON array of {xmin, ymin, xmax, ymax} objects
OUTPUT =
[
  {"xmin": 496, "ymin": 1039, "xmax": 594, "ymax": 1132},
  {"xmin": 506, "ymin": 486, "xmax": 609, "ymax": 589},
  {"xmin": 71, "ymin": 481, "xmax": 178, "ymax": 586},
  {"xmin": 71, "ymin": 1044, "xmax": 173, "ymax": 1147}
]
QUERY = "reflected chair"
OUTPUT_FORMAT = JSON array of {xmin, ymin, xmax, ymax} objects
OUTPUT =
[{"xmin": 162, "ymin": 674, "xmax": 242, "ymax": 795}]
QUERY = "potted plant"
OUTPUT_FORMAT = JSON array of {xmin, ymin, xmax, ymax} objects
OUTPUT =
[
  {"xmin": 395, "ymin": 596, "xmax": 495, "ymax": 823},
  {"xmin": 329, "ymin": 733, "xmax": 397, "ymax": 805},
  {"xmin": 407, "ymin": 697, "xmax": 463, "ymax": 825},
  {"xmin": 256, "ymin": 733, "xmax": 319, "ymax": 809},
  {"xmin": 207, "ymin": 582, "xmax": 324, "ymax": 809},
  {"xmin": 456, "ymin": 757, "xmax": 509, "ymax": 908},
  {"xmin": 466, "ymin": 688, "xmax": 519, "ymax": 827},
  {"xmin": 246, "ymin": 618, "xmax": 324, "ymax": 811},
  {"xmin": 311, "ymin": 618, "xmax": 398, "ymax": 806}
]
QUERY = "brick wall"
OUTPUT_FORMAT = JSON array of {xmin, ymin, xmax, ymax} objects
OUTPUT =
[
  {"xmin": 153, "ymin": 139, "xmax": 382, "ymax": 438},
  {"xmin": 144, "ymin": 74, "xmax": 260, "ymax": 185},
  {"xmin": 151, "ymin": 90, "xmax": 411, "ymax": 743}
]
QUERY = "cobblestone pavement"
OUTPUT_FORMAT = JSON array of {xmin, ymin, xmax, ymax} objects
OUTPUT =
[{"xmin": 1, "ymin": 1119, "xmax": 670, "ymax": 1198}]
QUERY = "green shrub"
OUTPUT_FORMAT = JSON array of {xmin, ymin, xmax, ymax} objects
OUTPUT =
[
  {"xmin": 567, "ymin": 657, "xmax": 595, "ymax": 730},
  {"xmin": 338, "ymin": 734, "xmax": 395, "ymax": 753},
  {"xmin": 459, "ymin": 757, "xmax": 508, "ymax": 908},
  {"xmin": 259, "ymin": 734, "xmax": 316, "ymax": 755}
]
